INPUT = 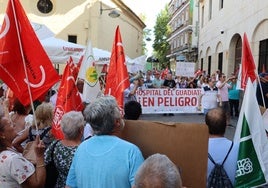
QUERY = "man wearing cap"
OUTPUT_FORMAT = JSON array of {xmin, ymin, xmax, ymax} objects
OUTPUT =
[
  {"xmin": 152, "ymin": 71, "xmax": 163, "ymax": 88},
  {"xmin": 256, "ymin": 72, "xmax": 268, "ymax": 108}
]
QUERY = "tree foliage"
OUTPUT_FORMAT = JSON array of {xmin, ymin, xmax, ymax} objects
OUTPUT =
[
  {"xmin": 139, "ymin": 13, "xmax": 150, "ymax": 54},
  {"xmin": 152, "ymin": 5, "xmax": 171, "ymax": 69},
  {"xmin": 142, "ymin": 28, "xmax": 151, "ymax": 54}
]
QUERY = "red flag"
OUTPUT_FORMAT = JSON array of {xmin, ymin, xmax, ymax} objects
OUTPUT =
[
  {"xmin": 241, "ymin": 33, "xmax": 257, "ymax": 89},
  {"xmin": 104, "ymin": 26, "xmax": 130, "ymax": 110},
  {"xmin": 0, "ymin": 0, "xmax": 59, "ymax": 106},
  {"xmin": 52, "ymin": 57, "xmax": 84, "ymax": 139},
  {"xmin": 161, "ymin": 67, "xmax": 169, "ymax": 79},
  {"xmin": 194, "ymin": 69, "xmax": 202, "ymax": 77}
]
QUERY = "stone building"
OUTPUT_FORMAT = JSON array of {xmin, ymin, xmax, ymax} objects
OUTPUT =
[
  {"xmin": 167, "ymin": 0, "xmax": 199, "ymax": 71},
  {"xmin": 198, "ymin": 0, "xmax": 268, "ymax": 76},
  {"xmin": 0, "ymin": 0, "xmax": 145, "ymax": 72}
]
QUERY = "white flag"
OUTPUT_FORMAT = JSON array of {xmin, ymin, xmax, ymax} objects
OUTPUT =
[
  {"xmin": 78, "ymin": 41, "xmax": 101, "ymax": 103},
  {"xmin": 234, "ymin": 80, "xmax": 268, "ymax": 187}
]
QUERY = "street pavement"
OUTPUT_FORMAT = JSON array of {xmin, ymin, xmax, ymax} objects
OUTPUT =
[{"xmin": 139, "ymin": 113, "xmax": 238, "ymax": 140}]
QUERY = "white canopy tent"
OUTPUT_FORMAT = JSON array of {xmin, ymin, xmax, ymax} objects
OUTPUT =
[
  {"xmin": 40, "ymin": 36, "xmax": 134, "ymax": 65},
  {"xmin": 31, "ymin": 22, "xmax": 54, "ymax": 40},
  {"xmin": 29, "ymin": 22, "xmax": 114, "ymax": 64},
  {"xmin": 1, "ymin": 22, "xmax": 147, "ymax": 72},
  {"xmin": 40, "ymin": 37, "xmax": 84, "ymax": 64}
]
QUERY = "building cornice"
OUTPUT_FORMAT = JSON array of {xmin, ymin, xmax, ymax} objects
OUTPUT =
[{"xmin": 114, "ymin": 0, "xmax": 146, "ymax": 29}]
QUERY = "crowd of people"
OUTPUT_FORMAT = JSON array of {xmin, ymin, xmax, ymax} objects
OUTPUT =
[
  {"xmin": 1, "ymin": 66, "xmax": 268, "ymax": 187},
  {"xmin": 0, "ymin": 90, "xmax": 184, "ymax": 187},
  {"xmin": 126, "ymin": 69, "xmax": 240, "ymax": 122}
]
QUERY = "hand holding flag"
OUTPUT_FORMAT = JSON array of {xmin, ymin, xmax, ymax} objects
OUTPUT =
[
  {"xmin": 52, "ymin": 57, "xmax": 84, "ymax": 139},
  {"xmin": 0, "ymin": 0, "xmax": 59, "ymax": 106}
]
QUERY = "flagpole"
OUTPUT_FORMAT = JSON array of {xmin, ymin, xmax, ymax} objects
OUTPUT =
[
  {"xmin": 257, "ymin": 75, "xmax": 266, "ymax": 109},
  {"xmin": 253, "ymin": 67, "xmax": 266, "ymax": 109},
  {"xmin": 10, "ymin": 0, "xmax": 38, "ymax": 130}
]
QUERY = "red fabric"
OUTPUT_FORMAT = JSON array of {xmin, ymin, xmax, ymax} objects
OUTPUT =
[
  {"xmin": 0, "ymin": 0, "xmax": 60, "ymax": 106},
  {"xmin": 195, "ymin": 69, "xmax": 202, "ymax": 77},
  {"xmin": 241, "ymin": 33, "xmax": 257, "ymax": 89},
  {"xmin": 52, "ymin": 57, "xmax": 84, "ymax": 139},
  {"xmin": 104, "ymin": 26, "xmax": 130, "ymax": 110},
  {"xmin": 76, "ymin": 55, "xmax": 84, "ymax": 70},
  {"xmin": 161, "ymin": 68, "xmax": 169, "ymax": 79}
]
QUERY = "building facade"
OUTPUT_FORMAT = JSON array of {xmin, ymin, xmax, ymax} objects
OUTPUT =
[
  {"xmin": 0, "ymin": 0, "xmax": 145, "ymax": 72},
  {"xmin": 198, "ymin": 0, "xmax": 268, "ymax": 76},
  {"xmin": 167, "ymin": 0, "xmax": 199, "ymax": 72}
]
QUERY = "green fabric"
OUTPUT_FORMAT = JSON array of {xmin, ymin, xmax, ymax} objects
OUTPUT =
[{"xmin": 235, "ymin": 115, "xmax": 266, "ymax": 187}]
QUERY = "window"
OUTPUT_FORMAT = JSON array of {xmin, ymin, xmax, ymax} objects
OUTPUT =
[
  {"xmin": 235, "ymin": 38, "xmax": 242, "ymax": 73},
  {"xmin": 209, "ymin": 0, "xmax": 212, "ymax": 20},
  {"xmin": 37, "ymin": 0, "xmax": 53, "ymax": 14},
  {"xmin": 218, "ymin": 52, "xmax": 223, "ymax": 72},
  {"xmin": 185, "ymin": 10, "xmax": 189, "ymax": 22},
  {"xmin": 208, "ymin": 56, "xmax": 211, "ymax": 75},
  {"xmin": 201, "ymin": 6, "xmax": 204, "ymax": 27},
  {"xmin": 219, "ymin": 0, "xmax": 224, "ymax": 9},
  {"xmin": 68, "ymin": 35, "xmax": 77, "ymax": 43},
  {"xmin": 258, "ymin": 39, "xmax": 268, "ymax": 73},
  {"xmin": 185, "ymin": 33, "xmax": 188, "ymax": 44},
  {"xmin": 176, "ymin": 0, "xmax": 179, "ymax": 8}
]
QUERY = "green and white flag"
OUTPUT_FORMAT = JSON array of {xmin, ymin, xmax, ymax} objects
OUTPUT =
[{"xmin": 234, "ymin": 80, "xmax": 268, "ymax": 187}]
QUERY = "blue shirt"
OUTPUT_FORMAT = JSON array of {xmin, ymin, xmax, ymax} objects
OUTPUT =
[
  {"xmin": 228, "ymin": 82, "xmax": 240, "ymax": 100},
  {"xmin": 66, "ymin": 135, "xmax": 144, "ymax": 188}
]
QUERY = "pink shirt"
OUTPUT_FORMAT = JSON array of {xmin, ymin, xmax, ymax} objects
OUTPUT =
[{"xmin": 216, "ymin": 81, "xmax": 231, "ymax": 101}]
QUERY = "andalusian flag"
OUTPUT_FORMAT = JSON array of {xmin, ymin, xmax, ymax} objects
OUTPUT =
[
  {"xmin": 78, "ymin": 40, "xmax": 101, "ymax": 103},
  {"xmin": 234, "ymin": 80, "xmax": 268, "ymax": 187}
]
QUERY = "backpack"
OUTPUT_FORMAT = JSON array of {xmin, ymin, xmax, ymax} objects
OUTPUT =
[
  {"xmin": 45, "ymin": 140, "xmax": 59, "ymax": 188},
  {"xmin": 207, "ymin": 142, "xmax": 234, "ymax": 188}
]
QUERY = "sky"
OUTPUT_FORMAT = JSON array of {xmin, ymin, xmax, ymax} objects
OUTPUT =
[{"xmin": 123, "ymin": 0, "xmax": 170, "ymax": 55}]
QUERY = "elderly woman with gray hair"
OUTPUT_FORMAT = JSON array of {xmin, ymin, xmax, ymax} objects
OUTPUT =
[
  {"xmin": 66, "ymin": 96, "xmax": 144, "ymax": 188},
  {"xmin": 133, "ymin": 153, "xmax": 183, "ymax": 188},
  {"xmin": 0, "ymin": 105, "xmax": 46, "ymax": 187},
  {"xmin": 45, "ymin": 111, "xmax": 84, "ymax": 188}
]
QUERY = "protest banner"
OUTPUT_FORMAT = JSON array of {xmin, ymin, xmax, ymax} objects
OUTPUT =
[
  {"xmin": 135, "ymin": 88, "xmax": 202, "ymax": 113},
  {"xmin": 176, "ymin": 62, "xmax": 196, "ymax": 77}
]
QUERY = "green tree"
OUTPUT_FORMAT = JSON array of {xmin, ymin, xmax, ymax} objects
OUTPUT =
[
  {"xmin": 142, "ymin": 28, "xmax": 152, "ymax": 54},
  {"xmin": 152, "ymin": 5, "xmax": 171, "ymax": 69},
  {"xmin": 139, "ymin": 13, "xmax": 151, "ymax": 55}
]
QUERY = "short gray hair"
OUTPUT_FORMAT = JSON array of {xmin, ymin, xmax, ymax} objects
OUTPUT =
[
  {"xmin": 60, "ymin": 111, "xmax": 85, "ymax": 140},
  {"xmin": 83, "ymin": 96, "xmax": 120, "ymax": 135},
  {"xmin": 134, "ymin": 153, "xmax": 183, "ymax": 188}
]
